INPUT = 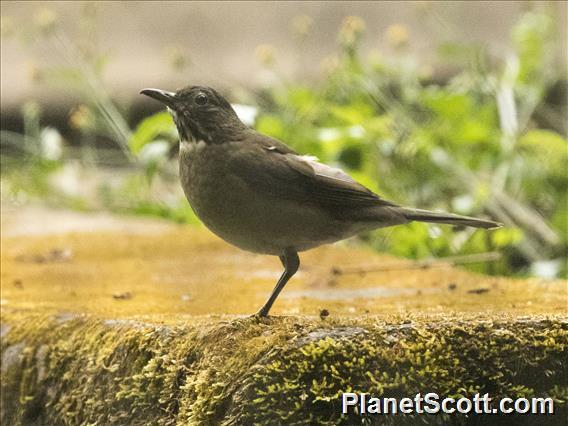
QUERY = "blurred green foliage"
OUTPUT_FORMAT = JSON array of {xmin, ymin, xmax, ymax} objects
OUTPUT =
[
  {"xmin": 1, "ymin": 6, "xmax": 566, "ymax": 278},
  {"xmin": 211, "ymin": 10, "xmax": 565, "ymax": 278}
]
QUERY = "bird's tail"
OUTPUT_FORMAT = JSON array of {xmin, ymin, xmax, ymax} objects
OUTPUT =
[{"xmin": 399, "ymin": 208, "xmax": 502, "ymax": 229}]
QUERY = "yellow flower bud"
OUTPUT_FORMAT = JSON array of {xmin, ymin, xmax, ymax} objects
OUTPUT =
[
  {"xmin": 291, "ymin": 15, "xmax": 313, "ymax": 38},
  {"xmin": 255, "ymin": 44, "xmax": 276, "ymax": 67},
  {"xmin": 69, "ymin": 105, "xmax": 94, "ymax": 130},
  {"xmin": 34, "ymin": 8, "xmax": 58, "ymax": 35},
  {"xmin": 385, "ymin": 24, "xmax": 410, "ymax": 49}
]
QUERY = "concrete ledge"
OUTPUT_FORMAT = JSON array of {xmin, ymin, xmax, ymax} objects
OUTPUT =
[
  {"xmin": 2, "ymin": 210, "xmax": 566, "ymax": 424},
  {"xmin": 2, "ymin": 313, "xmax": 566, "ymax": 424}
]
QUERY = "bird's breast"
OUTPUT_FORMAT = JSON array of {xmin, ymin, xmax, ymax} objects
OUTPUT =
[
  {"xmin": 179, "ymin": 141, "xmax": 233, "ymax": 216},
  {"xmin": 179, "ymin": 141, "xmax": 274, "ymax": 252}
]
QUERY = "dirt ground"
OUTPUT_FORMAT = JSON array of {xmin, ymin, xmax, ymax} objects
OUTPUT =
[{"xmin": 2, "ymin": 205, "xmax": 566, "ymax": 320}]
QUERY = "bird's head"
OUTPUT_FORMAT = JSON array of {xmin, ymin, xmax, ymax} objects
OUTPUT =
[{"xmin": 140, "ymin": 86, "xmax": 245, "ymax": 143}]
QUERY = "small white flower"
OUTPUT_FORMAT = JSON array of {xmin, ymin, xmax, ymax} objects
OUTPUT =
[
  {"xmin": 531, "ymin": 259, "xmax": 562, "ymax": 279},
  {"xmin": 347, "ymin": 125, "xmax": 365, "ymax": 138},
  {"xmin": 40, "ymin": 127, "xmax": 63, "ymax": 160},
  {"xmin": 452, "ymin": 195, "xmax": 474, "ymax": 213},
  {"xmin": 232, "ymin": 104, "xmax": 258, "ymax": 126},
  {"xmin": 318, "ymin": 127, "xmax": 342, "ymax": 142},
  {"xmin": 138, "ymin": 140, "xmax": 170, "ymax": 165}
]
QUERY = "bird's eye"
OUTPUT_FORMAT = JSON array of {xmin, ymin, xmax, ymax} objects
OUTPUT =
[{"xmin": 195, "ymin": 93, "xmax": 208, "ymax": 106}]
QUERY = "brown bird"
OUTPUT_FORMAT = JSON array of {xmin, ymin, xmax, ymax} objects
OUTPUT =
[{"xmin": 141, "ymin": 86, "xmax": 502, "ymax": 316}]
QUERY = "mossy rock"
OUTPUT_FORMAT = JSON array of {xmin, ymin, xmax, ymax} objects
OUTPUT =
[
  {"xmin": 2, "ymin": 313, "xmax": 567, "ymax": 425},
  {"xmin": 1, "ymin": 212, "xmax": 567, "ymax": 424}
]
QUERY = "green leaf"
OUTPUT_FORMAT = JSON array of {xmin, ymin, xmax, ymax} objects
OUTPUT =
[
  {"xmin": 330, "ymin": 103, "xmax": 374, "ymax": 125},
  {"xmin": 129, "ymin": 112, "xmax": 175, "ymax": 155},
  {"xmin": 492, "ymin": 227, "xmax": 523, "ymax": 247},
  {"xmin": 255, "ymin": 115, "xmax": 285, "ymax": 139},
  {"xmin": 512, "ymin": 12, "xmax": 554, "ymax": 83},
  {"xmin": 519, "ymin": 129, "xmax": 568, "ymax": 173}
]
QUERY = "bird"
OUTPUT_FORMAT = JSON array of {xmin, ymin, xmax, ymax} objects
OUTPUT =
[{"xmin": 140, "ymin": 85, "xmax": 502, "ymax": 317}]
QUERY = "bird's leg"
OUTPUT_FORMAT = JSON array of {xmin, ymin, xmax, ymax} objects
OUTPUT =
[{"xmin": 256, "ymin": 249, "xmax": 300, "ymax": 317}]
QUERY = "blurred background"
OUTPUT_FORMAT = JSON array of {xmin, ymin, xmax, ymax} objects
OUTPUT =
[{"xmin": 1, "ymin": 1, "xmax": 567, "ymax": 278}]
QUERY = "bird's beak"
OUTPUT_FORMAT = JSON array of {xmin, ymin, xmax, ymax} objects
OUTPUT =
[{"xmin": 140, "ymin": 88, "xmax": 177, "ymax": 108}]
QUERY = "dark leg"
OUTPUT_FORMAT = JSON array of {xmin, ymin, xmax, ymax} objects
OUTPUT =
[{"xmin": 256, "ymin": 249, "xmax": 300, "ymax": 317}]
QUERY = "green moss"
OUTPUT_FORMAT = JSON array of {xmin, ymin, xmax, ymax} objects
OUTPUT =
[{"xmin": 2, "ymin": 313, "xmax": 566, "ymax": 425}]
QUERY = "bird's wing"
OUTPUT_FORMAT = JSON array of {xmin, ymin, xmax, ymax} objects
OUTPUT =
[{"xmin": 229, "ymin": 133, "xmax": 398, "ymax": 210}]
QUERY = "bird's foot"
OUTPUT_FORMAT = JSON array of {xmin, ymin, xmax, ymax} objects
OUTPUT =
[{"xmin": 249, "ymin": 311, "xmax": 275, "ymax": 324}]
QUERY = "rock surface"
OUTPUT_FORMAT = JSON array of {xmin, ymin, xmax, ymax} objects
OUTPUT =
[{"xmin": 1, "ymin": 207, "xmax": 567, "ymax": 424}]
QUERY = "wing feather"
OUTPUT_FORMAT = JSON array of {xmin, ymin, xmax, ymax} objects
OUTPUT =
[{"xmin": 229, "ymin": 132, "xmax": 398, "ymax": 213}]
